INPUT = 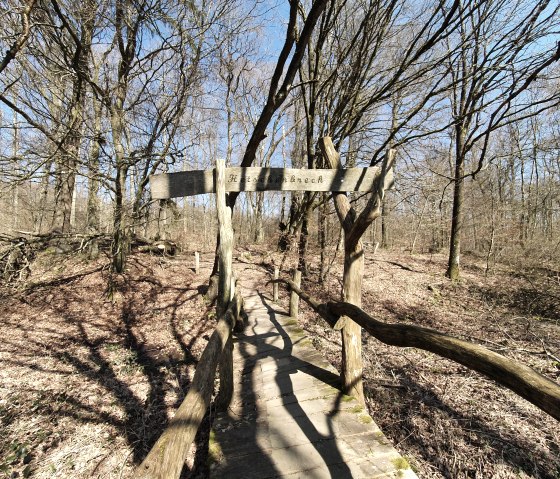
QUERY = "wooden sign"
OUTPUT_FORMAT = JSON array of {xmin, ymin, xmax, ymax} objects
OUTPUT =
[{"xmin": 150, "ymin": 166, "xmax": 390, "ymax": 199}]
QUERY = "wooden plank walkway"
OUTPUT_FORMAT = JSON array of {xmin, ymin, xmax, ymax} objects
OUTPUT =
[{"xmin": 210, "ymin": 289, "xmax": 418, "ymax": 479}]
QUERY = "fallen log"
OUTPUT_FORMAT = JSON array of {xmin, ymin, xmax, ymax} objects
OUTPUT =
[
  {"xmin": 136, "ymin": 242, "xmax": 176, "ymax": 256},
  {"xmin": 273, "ymin": 277, "xmax": 560, "ymax": 422},
  {"xmin": 135, "ymin": 239, "xmax": 177, "ymax": 256}
]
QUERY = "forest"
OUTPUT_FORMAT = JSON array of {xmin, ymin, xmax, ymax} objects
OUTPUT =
[{"xmin": 1, "ymin": 0, "xmax": 559, "ymax": 478}]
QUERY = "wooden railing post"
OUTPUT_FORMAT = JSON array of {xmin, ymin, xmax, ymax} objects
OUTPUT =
[
  {"xmin": 215, "ymin": 159, "xmax": 234, "ymax": 411},
  {"xmin": 273, "ymin": 267, "xmax": 279, "ymax": 302},
  {"xmin": 194, "ymin": 251, "xmax": 200, "ymax": 275},
  {"xmin": 289, "ymin": 269, "xmax": 301, "ymax": 319}
]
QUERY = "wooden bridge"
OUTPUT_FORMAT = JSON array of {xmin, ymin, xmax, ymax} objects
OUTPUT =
[
  {"xmin": 135, "ymin": 274, "xmax": 418, "ymax": 478},
  {"xmin": 133, "ymin": 263, "xmax": 559, "ymax": 479},
  {"xmin": 209, "ymin": 287, "xmax": 416, "ymax": 478}
]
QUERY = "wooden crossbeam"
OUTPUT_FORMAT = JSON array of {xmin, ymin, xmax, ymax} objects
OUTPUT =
[{"xmin": 150, "ymin": 166, "xmax": 389, "ymax": 199}]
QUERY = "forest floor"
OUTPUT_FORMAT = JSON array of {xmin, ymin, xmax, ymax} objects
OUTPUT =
[{"xmin": 0, "ymin": 245, "xmax": 559, "ymax": 478}]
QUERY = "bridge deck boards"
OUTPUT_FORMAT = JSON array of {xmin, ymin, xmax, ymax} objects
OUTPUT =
[{"xmin": 210, "ymin": 291, "xmax": 418, "ymax": 479}]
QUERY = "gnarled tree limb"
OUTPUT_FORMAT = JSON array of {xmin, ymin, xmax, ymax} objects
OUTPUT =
[{"xmin": 274, "ymin": 277, "xmax": 560, "ymax": 421}]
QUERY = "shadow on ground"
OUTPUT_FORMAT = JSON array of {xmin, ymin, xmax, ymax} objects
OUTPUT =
[{"xmin": 0, "ymin": 255, "xmax": 215, "ymax": 476}]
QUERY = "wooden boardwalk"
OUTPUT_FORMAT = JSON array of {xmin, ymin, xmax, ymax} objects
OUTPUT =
[{"xmin": 210, "ymin": 289, "xmax": 418, "ymax": 479}]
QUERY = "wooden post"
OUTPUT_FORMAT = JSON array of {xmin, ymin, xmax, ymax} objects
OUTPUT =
[
  {"xmin": 273, "ymin": 267, "xmax": 279, "ymax": 302},
  {"xmin": 215, "ymin": 160, "xmax": 232, "ymax": 314},
  {"xmin": 215, "ymin": 159, "xmax": 234, "ymax": 411},
  {"xmin": 147, "ymin": 156, "xmax": 395, "ymax": 412},
  {"xmin": 318, "ymin": 137, "xmax": 396, "ymax": 406},
  {"xmin": 289, "ymin": 269, "xmax": 301, "ymax": 319},
  {"xmin": 194, "ymin": 251, "xmax": 200, "ymax": 274}
]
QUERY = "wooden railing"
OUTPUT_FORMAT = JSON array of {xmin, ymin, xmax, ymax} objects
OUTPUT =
[
  {"xmin": 134, "ymin": 285, "xmax": 244, "ymax": 479},
  {"xmin": 272, "ymin": 273, "xmax": 560, "ymax": 422},
  {"xmin": 134, "ymin": 262, "xmax": 558, "ymax": 479}
]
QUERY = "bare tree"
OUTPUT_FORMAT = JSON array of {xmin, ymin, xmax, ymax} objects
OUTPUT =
[
  {"xmin": 443, "ymin": 0, "xmax": 560, "ymax": 280},
  {"xmin": 285, "ymin": 0, "xmax": 472, "ymax": 402},
  {"xmin": 0, "ymin": 0, "xmax": 37, "ymax": 76}
]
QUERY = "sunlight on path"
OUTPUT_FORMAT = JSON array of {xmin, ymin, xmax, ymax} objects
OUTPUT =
[{"xmin": 210, "ymin": 285, "xmax": 418, "ymax": 479}]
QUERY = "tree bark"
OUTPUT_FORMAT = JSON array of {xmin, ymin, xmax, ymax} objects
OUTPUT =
[
  {"xmin": 51, "ymin": 7, "xmax": 94, "ymax": 233},
  {"xmin": 35, "ymin": 159, "xmax": 53, "ymax": 234},
  {"xmin": 254, "ymin": 191, "xmax": 265, "ymax": 243},
  {"xmin": 86, "ymin": 84, "xmax": 103, "ymax": 258},
  {"xmin": 380, "ymin": 200, "xmax": 389, "ymax": 248},
  {"xmin": 297, "ymin": 200, "xmax": 311, "ymax": 276},
  {"xmin": 111, "ymin": 99, "xmax": 128, "ymax": 273},
  {"xmin": 318, "ymin": 194, "xmax": 327, "ymax": 283}
]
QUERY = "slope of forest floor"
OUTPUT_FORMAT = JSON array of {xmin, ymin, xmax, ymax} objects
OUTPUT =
[
  {"xmin": 0, "ymin": 246, "xmax": 559, "ymax": 478},
  {"xmin": 0, "ymin": 250, "xmax": 217, "ymax": 478}
]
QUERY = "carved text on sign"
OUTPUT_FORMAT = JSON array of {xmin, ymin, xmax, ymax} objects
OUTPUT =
[{"xmin": 228, "ymin": 173, "xmax": 324, "ymax": 186}]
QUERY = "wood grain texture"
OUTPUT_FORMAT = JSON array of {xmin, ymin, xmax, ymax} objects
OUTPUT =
[
  {"xmin": 215, "ymin": 161, "xmax": 233, "ymax": 317},
  {"xmin": 318, "ymin": 136, "xmax": 365, "ymax": 404},
  {"xmin": 318, "ymin": 138, "xmax": 397, "ymax": 406},
  {"xmin": 215, "ymin": 160, "xmax": 234, "ymax": 410},
  {"xmin": 150, "ymin": 167, "xmax": 386, "ymax": 198}
]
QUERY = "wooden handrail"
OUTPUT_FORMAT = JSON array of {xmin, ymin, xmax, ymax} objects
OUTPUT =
[
  {"xmin": 271, "ymin": 277, "xmax": 560, "ymax": 422},
  {"xmin": 134, "ymin": 291, "xmax": 243, "ymax": 479}
]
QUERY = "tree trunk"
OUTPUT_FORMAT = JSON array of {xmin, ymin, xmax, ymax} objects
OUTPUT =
[
  {"xmin": 111, "ymin": 97, "xmax": 129, "ymax": 273},
  {"xmin": 319, "ymin": 194, "xmax": 327, "ymax": 283},
  {"xmin": 380, "ymin": 198, "xmax": 389, "ymax": 248},
  {"xmin": 298, "ymin": 196, "xmax": 311, "ymax": 276},
  {"xmin": 70, "ymin": 180, "xmax": 77, "ymax": 230},
  {"xmin": 11, "ymin": 107, "xmax": 19, "ymax": 231},
  {"xmin": 446, "ymin": 124, "xmax": 465, "ymax": 280},
  {"xmin": 253, "ymin": 191, "xmax": 265, "ymax": 243},
  {"xmin": 53, "ymin": 150, "xmax": 77, "ymax": 233},
  {"xmin": 86, "ymin": 89, "xmax": 102, "ymax": 259},
  {"xmin": 278, "ymin": 193, "xmax": 302, "ymax": 252},
  {"xmin": 52, "ymin": 13, "xmax": 93, "ymax": 234},
  {"xmin": 35, "ymin": 160, "xmax": 53, "ymax": 234}
]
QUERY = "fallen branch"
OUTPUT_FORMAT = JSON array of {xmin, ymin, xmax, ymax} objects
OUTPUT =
[
  {"xmin": 0, "ymin": 232, "xmax": 110, "ymax": 285},
  {"xmin": 268, "ymin": 277, "xmax": 341, "ymax": 328},
  {"xmin": 274, "ymin": 277, "xmax": 560, "ymax": 421}
]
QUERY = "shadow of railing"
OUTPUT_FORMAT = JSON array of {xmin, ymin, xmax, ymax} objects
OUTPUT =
[
  {"xmin": 259, "ymin": 292, "xmax": 354, "ymax": 477},
  {"xmin": 213, "ymin": 290, "xmax": 354, "ymax": 477}
]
